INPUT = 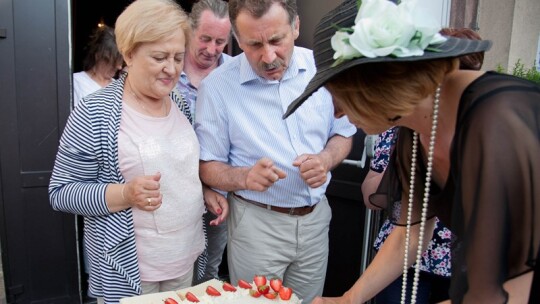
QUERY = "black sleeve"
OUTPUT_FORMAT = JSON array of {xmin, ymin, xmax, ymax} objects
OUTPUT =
[{"xmin": 449, "ymin": 78, "xmax": 540, "ymax": 303}]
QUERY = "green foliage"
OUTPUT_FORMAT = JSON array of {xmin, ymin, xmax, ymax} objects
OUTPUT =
[{"xmin": 497, "ymin": 59, "xmax": 540, "ymax": 84}]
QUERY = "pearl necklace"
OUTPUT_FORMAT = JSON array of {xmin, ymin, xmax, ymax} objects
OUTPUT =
[{"xmin": 400, "ymin": 85, "xmax": 440, "ymax": 304}]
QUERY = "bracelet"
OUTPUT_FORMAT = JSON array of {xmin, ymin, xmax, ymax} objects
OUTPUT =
[{"xmin": 121, "ymin": 184, "xmax": 127, "ymax": 203}]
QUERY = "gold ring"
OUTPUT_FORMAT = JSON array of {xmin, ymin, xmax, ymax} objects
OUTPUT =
[{"xmin": 147, "ymin": 198, "xmax": 152, "ymax": 206}]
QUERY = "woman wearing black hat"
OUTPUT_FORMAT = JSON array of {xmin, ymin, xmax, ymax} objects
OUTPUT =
[{"xmin": 285, "ymin": 0, "xmax": 540, "ymax": 303}]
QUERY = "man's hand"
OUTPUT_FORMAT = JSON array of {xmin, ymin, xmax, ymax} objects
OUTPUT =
[
  {"xmin": 293, "ymin": 154, "xmax": 329, "ymax": 188},
  {"xmin": 245, "ymin": 158, "xmax": 287, "ymax": 192}
]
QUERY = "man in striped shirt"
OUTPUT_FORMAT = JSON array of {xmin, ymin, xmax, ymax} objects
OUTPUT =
[{"xmin": 193, "ymin": 0, "xmax": 356, "ymax": 302}]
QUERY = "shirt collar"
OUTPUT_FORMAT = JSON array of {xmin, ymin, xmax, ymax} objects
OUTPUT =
[
  {"xmin": 217, "ymin": 53, "xmax": 228, "ymax": 66},
  {"xmin": 181, "ymin": 53, "xmax": 229, "ymax": 84}
]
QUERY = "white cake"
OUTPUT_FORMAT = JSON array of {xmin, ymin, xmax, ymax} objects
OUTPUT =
[
  {"xmin": 120, "ymin": 279, "xmax": 302, "ymax": 304},
  {"xmin": 120, "ymin": 291, "xmax": 182, "ymax": 304},
  {"xmin": 177, "ymin": 279, "xmax": 302, "ymax": 304}
]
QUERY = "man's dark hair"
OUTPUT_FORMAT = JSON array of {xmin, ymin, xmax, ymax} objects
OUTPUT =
[{"xmin": 228, "ymin": 0, "xmax": 297, "ymax": 36}]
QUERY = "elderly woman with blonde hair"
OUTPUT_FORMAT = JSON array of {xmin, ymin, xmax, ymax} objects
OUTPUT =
[{"xmin": 49, "ymin": 0, "xmax": 228, "ymax": 303}]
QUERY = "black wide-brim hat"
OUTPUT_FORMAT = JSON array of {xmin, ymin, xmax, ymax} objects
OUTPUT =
[{"xmin": 283, "ymin": 0, "xmax": 492, "ymax": 118}]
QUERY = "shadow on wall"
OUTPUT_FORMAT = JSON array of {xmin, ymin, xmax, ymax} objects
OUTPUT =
[{"xmin": 296, "ymin": 0, "xmax": 342, "ymax": 49}]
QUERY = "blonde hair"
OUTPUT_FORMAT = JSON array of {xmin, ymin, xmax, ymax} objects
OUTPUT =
[
  {"xmin": 115, "ymin": 0, "xmax": 190, "ymax": 57},
  {"xmin": 326, "ymin": 58, "xmax": 458, "ymax": 128}
]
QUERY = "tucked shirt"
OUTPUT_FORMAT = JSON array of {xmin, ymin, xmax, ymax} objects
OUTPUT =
[{"xmin": 194, "ymin": 46, "xmax": 356, "ymax": 208}]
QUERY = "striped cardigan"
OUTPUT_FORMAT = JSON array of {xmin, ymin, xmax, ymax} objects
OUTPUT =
[{"xmin": 49, "ymin": 73, "xmax": 192, "ymax": 303}]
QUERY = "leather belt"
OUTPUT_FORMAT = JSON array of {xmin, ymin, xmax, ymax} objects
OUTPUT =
[{"xmin": 233, "ymin": 193, "xmax": 315, "ymax": 216}]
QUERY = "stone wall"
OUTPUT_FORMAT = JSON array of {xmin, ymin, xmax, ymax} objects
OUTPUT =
[{"xmin": 478, "ymin": 0, "xmax": 540, "ymax": 70}]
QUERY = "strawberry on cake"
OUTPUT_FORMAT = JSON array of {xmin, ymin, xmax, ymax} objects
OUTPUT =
[
  {"xmin": 177, "ymin": 276, "xmax": 302, "ymax": 304},
  {"xmin": 120, "ymin": 276, "xmax": 302, "ymax": 304}
]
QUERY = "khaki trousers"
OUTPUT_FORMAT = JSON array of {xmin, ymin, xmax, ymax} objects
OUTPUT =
[{"xmin": 227, "ymin": 194, "xmax": 331, "ymax": 303}]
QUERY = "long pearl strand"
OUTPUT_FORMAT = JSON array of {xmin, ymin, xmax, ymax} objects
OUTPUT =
[{"xmin": 400, "ymin": 85, "xmax": 441, "ymax": 304}]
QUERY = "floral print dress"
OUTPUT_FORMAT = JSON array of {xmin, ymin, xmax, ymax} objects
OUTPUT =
[{"xmin": 371, "ymin": 127, "xmax": 452, "ymax": 277}]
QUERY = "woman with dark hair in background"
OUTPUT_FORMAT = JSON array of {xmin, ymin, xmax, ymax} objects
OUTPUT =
[{"xmin": 73, "ymin": 25, "xmax": 123, "ymax": 107}]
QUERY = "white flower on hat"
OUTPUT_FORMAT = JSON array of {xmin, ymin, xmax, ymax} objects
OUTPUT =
[
  {"xmin": 331, "ymin": 0, "xmax": 447, "ymax": 66},
  {"xmin": 331, "ymin": 30, "xmax": 362, "ymax": 61}
]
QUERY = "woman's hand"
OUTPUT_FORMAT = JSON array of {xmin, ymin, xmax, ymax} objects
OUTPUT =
[
  {"xmin": 202, "ymin": 186, "xmax": 229, "ymax": 225},
  {"xmin": 124, "ymin": 172, "xmax": 162, "ymax": 211},
  {"xmin": 312, "ymin": 296, "xmax": 339, "ymax": 304},
  {"xmin": 311, "ymin": 294, "xmax": 354, "ymax": 304}
]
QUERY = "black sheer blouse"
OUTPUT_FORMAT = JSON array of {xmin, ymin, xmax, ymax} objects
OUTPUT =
[{"xmin": 373, "ymin": 72, "xmax": 540, "ymax": 303}]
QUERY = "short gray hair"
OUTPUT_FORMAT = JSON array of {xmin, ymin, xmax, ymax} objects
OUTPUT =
[{"xmin": 190, "ymin": 0, "xmax": 229, "ymax": 30}]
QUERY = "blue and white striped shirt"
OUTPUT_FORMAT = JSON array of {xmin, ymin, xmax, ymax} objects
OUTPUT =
[{"xmin": 194, "ymin": 47, "xmax": 356, "ymax": 208}]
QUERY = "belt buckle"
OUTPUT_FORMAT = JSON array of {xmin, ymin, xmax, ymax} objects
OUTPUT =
[{"xmin": 288, "ymin": 207, "xmax": 295, "ymax": 216}]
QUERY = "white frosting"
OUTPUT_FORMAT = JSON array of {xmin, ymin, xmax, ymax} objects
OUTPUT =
[
  {"xmin": 120, "ymin": 291, "xmax": 181, "ymax": 304},
  {"xmin": 177, "ymin": 279, "xmax": 302, "ymax": 304},
  {"xmin": 120, "ymin": 279, "xmax": 302, "ymax": 304}
]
